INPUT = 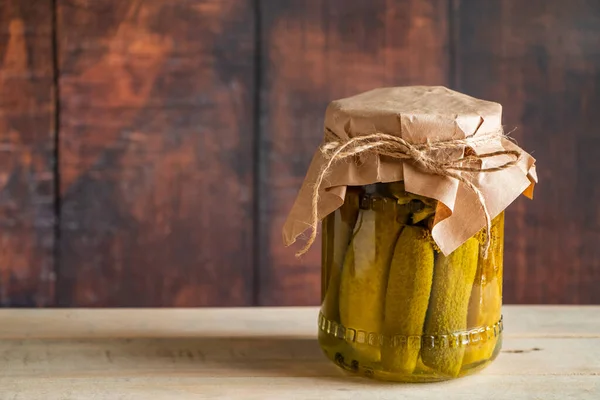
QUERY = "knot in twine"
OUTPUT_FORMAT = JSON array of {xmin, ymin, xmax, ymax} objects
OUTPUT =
[{"xmin": 297, "ymin": 128, "xmax": 522, "ymax": 258}]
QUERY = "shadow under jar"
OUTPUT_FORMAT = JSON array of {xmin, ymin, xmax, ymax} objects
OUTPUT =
[{"xmin": 319, "ymin": 182, "xmax": 504, "ymax": 382}]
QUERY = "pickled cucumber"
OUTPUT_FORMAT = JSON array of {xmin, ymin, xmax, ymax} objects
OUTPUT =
[
  {"xmin": 321, "ymin": 189, "xmax": 361, "ymax": 321},
  {"xmin": 381, "ymin": 226, "xmax": 435, "ymax": 374},
  {"xmin": 421, "ymin": 237, "xmax": 480, "ymax": 377},
  {"xmin": 339, "ymin": 198, "xmax": 403, "ymax": 363},
  {"xmin": 388, "ymin": 182, "xmax": 436, "ymax": 224},
  {"xmin": 463, "ymin": 213, "xmax": 504, "ymax": 366},
  {"xmin": 320, "ymin": 183, "xmax": 504, "ymax": 381}
]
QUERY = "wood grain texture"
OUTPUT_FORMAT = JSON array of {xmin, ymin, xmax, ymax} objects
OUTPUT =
[
  {"xmin": 56, "ymin": 0, "xmax": 256, "ymax": 306},
  {"xmin": 258, "ymin": 0, "xmax": 450, "ymax": 306},
  {"xmin": 0, "ymin": 1, "xmax": 55, "ymax": 306},
  {"xmin": 2, "ymin": 377, "xmax": 599, "ymax": 400},
  {"xmin": 1, "ymin": 0, "xmax": 598, "ymax": 307},
  {"xmin": 0, "ymin": 307, "xmax": 599, "ymax": 399},
  {"xmin": 0, "ymin": 306, "xmax": 599, "ymax": 339},
  {"xmin": 454, "ymin": 0, "xmax": 600, "ymax": 303}
]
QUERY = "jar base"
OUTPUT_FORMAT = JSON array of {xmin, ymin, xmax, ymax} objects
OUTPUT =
[
  {"xmin": 318, "ymin": 314, "xmax": 503, "ymax": 383},
  {"xmin": 320, "ymin": 336, "xmax": 502, "ymax": 382}
]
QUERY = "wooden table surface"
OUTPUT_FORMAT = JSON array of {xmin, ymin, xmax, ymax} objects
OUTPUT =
[{"xmin": 0, "ymin": 306, "xmax": 598, "ymax": 399}]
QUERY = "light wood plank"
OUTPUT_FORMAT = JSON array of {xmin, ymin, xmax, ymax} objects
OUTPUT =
[
  {"xmin": 0, "ymin": 306, "xmax": 599, "ymax": 339},
  {"xmin": 0, "ymin": 307, "xmax": 598, "ymax": 399},
  {"xmin": 0, "ymin": 376, "xmax": 598, "ymax": 400},
  {"xmin": 504, "ymin": 305, "xmax": 600, "ymax": 337},
  {"xmin": 0, "ymin": 338, "xmax": 598, "ymax": 377}
]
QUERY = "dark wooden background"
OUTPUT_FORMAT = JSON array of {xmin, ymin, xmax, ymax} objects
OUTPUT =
[{"xmin": 1, "ymin": 0, "xmax": 598, "ymax": 307}]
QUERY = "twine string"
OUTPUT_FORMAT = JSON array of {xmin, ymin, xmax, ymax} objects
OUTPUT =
[{"xmin": 296, "ymin": 128, "xmax": 521, "ymax": 257}]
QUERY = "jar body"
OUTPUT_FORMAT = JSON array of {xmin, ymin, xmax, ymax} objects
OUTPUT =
[{"xmin": 319, "ymin": 182, "xmax": 504, "ymax": 382}]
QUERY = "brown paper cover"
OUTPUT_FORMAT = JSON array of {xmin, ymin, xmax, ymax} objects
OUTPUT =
[{"xmin": 283, "ymin": 86, "xmax": 537, "ymax": 255}]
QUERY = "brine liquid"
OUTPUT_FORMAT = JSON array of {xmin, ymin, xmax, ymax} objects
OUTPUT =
[{"xmin": 319, "ymin": 183, "xmax": 504, "ymax": 382}]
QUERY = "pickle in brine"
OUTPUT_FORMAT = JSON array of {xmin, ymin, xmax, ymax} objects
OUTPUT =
[
  {"xmin": 381, "ymin": 226, "xmax": 435, "ymax": 374},
  {"xmin": 421, "ymin": 237, "xmax": 480, "ymax": 377},
  {"xmin": 339, "ymin": 198, "xmax": 403, "ymax": 363},
  {"xmin": 463, "ymin": 213, "xmax": 504, "ymax": 367},
  {"xmin": 321, "ymin": 188, "xmax": 361, "ymax": 322},
  {"xmin": 388, "ymin": 182, "xmax": 437, "ymax": 223}
]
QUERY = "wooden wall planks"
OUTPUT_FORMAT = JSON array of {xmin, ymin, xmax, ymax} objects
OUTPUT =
[
  {"xmin": 0, "ymin": 0, "xmax": 598, "ymax": 306},
  {"xmin": 258, "ymin": 0, "xmax": 450, "ymax": 305},
  {"xmin": 454, "ymin": 0, "xmax": 600, "ymax": 303},
  {"xmin": 0, "ymin": 1, "xmax": 55, "ymax": 306},
  {"xmin": 56, "ymin": 0, "xmax": 256, "ymax": 306}
]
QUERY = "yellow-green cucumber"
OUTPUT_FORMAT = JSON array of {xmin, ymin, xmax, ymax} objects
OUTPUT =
[
  {"xmin": 381, "ymin": 226, "xmax": 435, "ymax": 374},
  {"xmin": 463, "ymin": 213, "xmax": 504, "ymax": 367},
  {"xmin": 421, "ymin": 237, "xmax": 480, "ymax": 377},
  {"xmin": 339, "ymin": 197, "xmax": 403, "ymax": 363}
]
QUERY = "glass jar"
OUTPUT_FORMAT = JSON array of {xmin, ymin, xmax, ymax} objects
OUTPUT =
[{"xmin": 319, "ymin": 182, "xmax": 504, "ymax": 382}]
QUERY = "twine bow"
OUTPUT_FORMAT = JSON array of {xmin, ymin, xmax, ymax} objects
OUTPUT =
[{"xmin": 296, "ymin": 128, "xmax": 521, "ymax": 258}]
